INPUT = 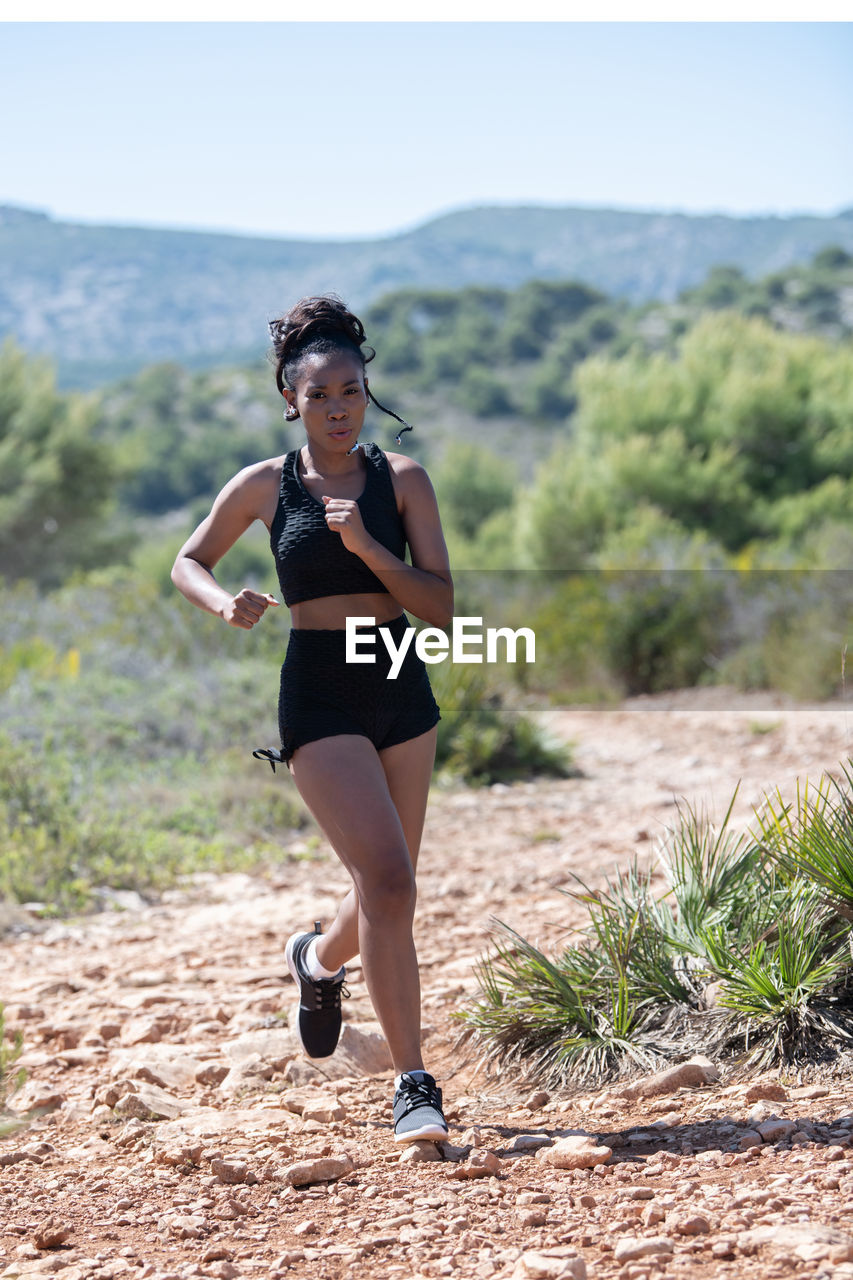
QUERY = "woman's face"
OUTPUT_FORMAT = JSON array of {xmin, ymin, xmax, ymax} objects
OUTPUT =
[{"xmin": 284, "ymin": 350, "xmax": 368, "ymax": 453}]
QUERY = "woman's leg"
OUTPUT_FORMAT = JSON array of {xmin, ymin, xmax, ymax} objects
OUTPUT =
[
  {"xmin": 301, "ymin": 725, "xmax": 438, "ymax": 973},
  {"xmin": 287, "ymin": 729, "xmax": 436, "ymax": 1074}
]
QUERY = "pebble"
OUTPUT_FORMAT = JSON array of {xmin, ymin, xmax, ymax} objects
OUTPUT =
[
  {"xmin": 542, "ymin": 1136, "xmax": 612, "ymax": 1170},
  {"xmin": 113, "ymin": 1083, "xmax": 184, "ymax": 1121},
  {"xmin": 449, "ymin": 1149, "xmax": 503, "ymax": 1179},
  {"xmin": 509, "ymin": 1134, "xmax": 553, "ymax": 1153},
  {"xmin": 612, "ymin": 1236, "xmax": 674, "ymax": 1262},
  {"xmin": 210, "ymin": 1159, "xmax": 248, "ymax": 1184},
  {"xmin": 512, "ymin": 1248, "xmax": 587, "ymax": 1279},
  {"xmin": 617, "ymin": 1056, "xmax": 718, "ymax": 1101},
  {"xmin": 667, "ymin": 1212, "xmax": 711, "ymax": 1235},
  {"xmin": 32, "ymin": 1216, "xmax": 73, "ymax": 1249},
  {"xmin": 744, "ymin": 1082, "xmax": 788, "ymax": 1103},
  {"xmin": 280, "ymin": 1154, "xmax": 355, "ymax": 1186},
  {"xmin": 524, "ymin": 1091, "xmax": 551, "ymax": 1111},
  {"xmin": 756, "ymin": 1117, "xmax": 798, "ymax": 1143},
  {"xmin": 400, "ymin": 1141, "xmax": 443, "ymax": 1164}
]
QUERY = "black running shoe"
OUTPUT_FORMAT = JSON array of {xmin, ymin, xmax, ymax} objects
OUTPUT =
[
  {"xmin": 393, "ymin": 1072, "xmax": 449, "ymax": 1144},
  {"xmin": 285, "ymin": 922, "xmax": 348, "ymax": 1060}
]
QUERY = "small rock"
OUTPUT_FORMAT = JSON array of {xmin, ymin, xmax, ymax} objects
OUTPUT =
[
  {"xmin": 617, "ymin": 1056, "xmax": 718, "ymax": 1101},
  {"xmin": 274, "ymin": 1253, "xmax": 305, "ymax": 1269},
  {"xmin": 744, "ymin": 1082, "xmax": 788, "ymax": 1103},
  {"xmin": 119, "ymin": 1015, "xmax": 167, "ymax": 1046},
  {"xmin": 738, "ymin": 1224, "xmax": 853, "ymax": 1263},
  {"xmin": 335, "ymin": 1022, "xmax": 393, "ymax": 1075},
  {"xmin": 218, "ymin": 1055, "xmax": 274, "ymax": 1096},
  {"xmin": 301, "ymin": 1100, "xmax": 346, "ymax": 1123},
  {"xmin": 524, "ymin": 1090, "xmax": 551, "ymax": 1111},
  {"xmin": 668, "ymin": 1213, "xmax": 711, "ymax": 1235},
  {"xmin": 542, "ymin": 1135, "xmax": 612, "ymax": 1170},
  {"xmin": 448, "ymin": 1148, "xmax": 503, "ymax": 1179},
  {"xmin": 756, "ymin": 1117, "xmax": 797, "ymax": 1143},
  {"xmin": 207, "ymin": 1264, "xmax": 239, "ymax": 1280},
  {"xmin": 613, "ymin": 1236, "xmax": 674, "ymax": 1262},
  {"xmin": 790, "ymin": 1084, "xmax": 829, "ymax": 1100},
  {"xmin": 519, "ymin": 1209, "xmax": 548, "ymax": 1227},
  {"xmin": 195, "ymin": 1062, "xmax": 229, "ymax": 1086},
  {"xmin": 436, "ymin": 1140, "xmax": 470, "ymax": 1162},
  {"xmin": 281, "ymin": 1153, "xmax": 355, "ymax": 1186},
  {"xmin": 113, "ymin": 1083, "xmax": 184, "ymax": 1121},
  {"xmin": 513, "ymin": 1248, "xmax": 586, "ymax": 1279},
  {"xmin": 211, "ymin": 1159, "xmax": 248, "ymax": 1184},
  {"xmin": 9, "ymin": 1084, "xmax": 65, "ymax": 1114},
  {"xmin": 509, "ymin": 1134, "xmax": 553, "ymax": 1153},
  {"xmin": 400, "ymin": 1141, "xmax": 443, "ymax": 1163},
  {"xmin": 32, "ymin": 1217, "xmax": 73, "ymax": 1249},
  {"xmin": 459, "ymin": 1127, "xmax": 482, "ymax": 1147},
  {"xmin": 294, "ymin": 1219, "xmax": 318, "ymax": 1236},
  {"xmin": 738, "ymin": 1129, "xmax": 763, "ymax": 1150},
  {"xmin": 201, "ymin": 1246, "xmax": 233, "ymax": 1263}
]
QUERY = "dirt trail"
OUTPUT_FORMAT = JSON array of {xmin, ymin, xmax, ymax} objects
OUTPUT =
[{"xmin": 3, "ymin": 688, "xmax": 853, "ymax": 1280}]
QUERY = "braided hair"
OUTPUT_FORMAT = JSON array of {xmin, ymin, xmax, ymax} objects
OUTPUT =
[{"xmin": 268, "ymin": 294, "xmax": 413, "ymax": 442}]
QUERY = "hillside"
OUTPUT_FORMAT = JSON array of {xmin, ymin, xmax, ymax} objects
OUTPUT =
[{"xmin": 2, "ymin": 201, "xmax": 853, "ymax": 386}]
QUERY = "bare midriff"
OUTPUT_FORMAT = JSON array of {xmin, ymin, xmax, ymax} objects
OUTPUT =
[{"xmin": 289, "ymin": 592, "xmax": 405, "ymax": 630}]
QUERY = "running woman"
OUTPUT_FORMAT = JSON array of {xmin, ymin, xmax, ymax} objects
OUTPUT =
[{"xmin": 171, "ymin": 295, "xmax": 453, "ymax": 1143}]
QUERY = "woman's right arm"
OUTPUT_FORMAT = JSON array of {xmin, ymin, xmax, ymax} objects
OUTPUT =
[{"xmin": 171, "ymin": 461, "xmax": 280, "ymax": 631}]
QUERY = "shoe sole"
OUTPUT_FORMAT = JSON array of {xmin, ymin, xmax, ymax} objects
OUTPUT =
[
  {"xmin": 285, "ymin": 930, "xmax": 340, "ymax": 1061},
  {"xmin": 394, "ymin": 1121, "xmax": 449, "ymax": 1144}
]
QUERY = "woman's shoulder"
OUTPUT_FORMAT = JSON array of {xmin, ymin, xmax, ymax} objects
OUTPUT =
[
  {"xmin": 378, "ymin": 448, "xmax": 428, "ymax": 481},
  {"xmin": 218, "ymin": 454, "xmax": 288, "ymax": 512}
]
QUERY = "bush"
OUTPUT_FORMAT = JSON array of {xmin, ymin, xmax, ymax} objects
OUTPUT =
[
  {"xmin": 461, "ymin": 772, "xmax": 853, "ymax": 1085},
  {"xmin": 430, "ymin": 660, "xmax": 574, "ymax": 786}
]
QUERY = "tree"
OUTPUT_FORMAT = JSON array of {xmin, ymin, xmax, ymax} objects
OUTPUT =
[{"xmin": 0, "ymin": 340, "xmax": 119, "ymax": 585}]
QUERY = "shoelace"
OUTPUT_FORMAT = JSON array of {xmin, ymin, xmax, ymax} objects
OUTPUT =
[
  {"xmin": 253, "ymin": 748, "xmax": 285, "ymax": 773},
  {"xmin": 311, "ymin": 977, "xmax": 350, "ymax": 1011},
  {"xmin": 396, "ymin": 1075, "xmax": 442, "ymax": 1115}
]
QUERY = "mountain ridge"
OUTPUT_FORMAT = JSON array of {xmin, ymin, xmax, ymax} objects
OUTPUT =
[{"xmin": 2, "ymin": 201, "xmax": 852, "ymax": 385}]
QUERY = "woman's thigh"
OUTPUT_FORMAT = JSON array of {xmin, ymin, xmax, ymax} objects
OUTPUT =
[{"xmin": 288, "ymin": 734, "xmax": 412, "ymax": 889}]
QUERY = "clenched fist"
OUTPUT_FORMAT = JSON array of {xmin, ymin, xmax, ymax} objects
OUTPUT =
[{"xmin": 221, "ymin": 589, "xmax": 280, "ymax": 630}]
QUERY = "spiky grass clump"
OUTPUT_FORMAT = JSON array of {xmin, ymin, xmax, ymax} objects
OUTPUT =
[{"xmin": 461, "ymin": 770, "xmax": 853, "ymax": 1086}]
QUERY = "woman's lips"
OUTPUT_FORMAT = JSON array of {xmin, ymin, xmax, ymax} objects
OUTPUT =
[{"xmin": 329, "ymin": 428, "xmax": 351, "ymax": 439}]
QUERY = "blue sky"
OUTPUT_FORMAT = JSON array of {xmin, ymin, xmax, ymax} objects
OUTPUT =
[{"xmin": 1, "ymin": 22, "xmax": 850, "ymax": 239}]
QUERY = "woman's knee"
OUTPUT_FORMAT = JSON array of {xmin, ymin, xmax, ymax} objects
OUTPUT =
[{"xmin": 356, "ymin": 854, "xmax": 417, "ymax": 921}]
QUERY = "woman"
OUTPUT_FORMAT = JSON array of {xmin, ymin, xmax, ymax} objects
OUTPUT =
[{"xmin": 171, "ymin": 295, "xmax": 453, "ymax": 1144}]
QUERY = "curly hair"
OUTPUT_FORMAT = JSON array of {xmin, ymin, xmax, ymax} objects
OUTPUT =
[{"xmin": 268, "ymin": 294, "xmax": 413, "ymax": 440}]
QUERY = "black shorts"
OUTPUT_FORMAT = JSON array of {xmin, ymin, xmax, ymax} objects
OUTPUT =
[{"xmin": 254, "ymin": 614, "xmax": 440, "ymax": 769}]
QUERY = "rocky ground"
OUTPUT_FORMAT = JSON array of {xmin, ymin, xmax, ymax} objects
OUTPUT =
[{"xmin": 3, "ymin": 687, "xmax": 853, "ymax": 1280}]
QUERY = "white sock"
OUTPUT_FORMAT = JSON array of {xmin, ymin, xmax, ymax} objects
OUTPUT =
[
  {"xmin": 305, "ymin": 935, "xmax": 343, "ymax": 981},
  {"xmin": 395, "ymin": 1069, "xmax": 432, "ymax": 1089}
]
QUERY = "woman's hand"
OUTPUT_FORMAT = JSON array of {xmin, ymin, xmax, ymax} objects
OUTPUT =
[
  {"xmin": 221, "ymin": 589, "xmax": 280, "ymax": 630},
  {"xmin": 322, "ymin": 496, "xmax": 375, "ymax": 556}
]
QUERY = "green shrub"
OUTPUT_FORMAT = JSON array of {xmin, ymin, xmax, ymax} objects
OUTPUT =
[
  {"xmin": 430, "ymin": 660, "xmax": 573, "ymax": 786},
  {"xmin": 461, "ymin": 774, "xmax": 853, "ymax": 1085}
]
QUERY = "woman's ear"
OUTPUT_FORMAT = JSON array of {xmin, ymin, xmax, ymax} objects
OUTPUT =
[{"xmin": 282, "ymin": 388, "xmax": 300, "ymax": 421}]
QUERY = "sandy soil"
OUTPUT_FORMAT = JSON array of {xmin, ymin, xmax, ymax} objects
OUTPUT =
[{"xmin": 3, "ymin": 687, "xmax": 853, "ymax": 1280}]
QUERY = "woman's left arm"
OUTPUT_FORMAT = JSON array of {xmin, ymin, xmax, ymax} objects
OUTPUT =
[{"xmin": 321, "ymin": 455, "xmax": 453, "ymax": 628}]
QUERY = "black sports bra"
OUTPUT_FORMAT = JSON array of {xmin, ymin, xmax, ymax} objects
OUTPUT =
[{"xmin": 270, "ymin": 442, "xmax": 407, "ymax": 606}]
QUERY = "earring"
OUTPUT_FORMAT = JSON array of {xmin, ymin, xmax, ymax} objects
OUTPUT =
[{"xmin": 283, "ymin": 407, "xmax": 300, "ymax": 421}]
